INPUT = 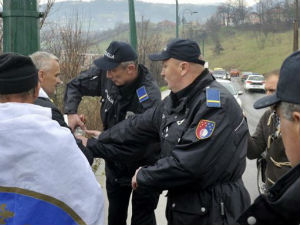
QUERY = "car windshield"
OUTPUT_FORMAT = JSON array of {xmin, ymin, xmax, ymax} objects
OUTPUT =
[
  {"xmin": 218, "ymin": 82, "xmax": 237, "ymax": 95},
  {"xmin": 248, "ymin": 76, "xmax": 264, "ymax": 81},
  {"xmin": 213, "ymin": 70, "xmax": 226, "ymax": 75}
]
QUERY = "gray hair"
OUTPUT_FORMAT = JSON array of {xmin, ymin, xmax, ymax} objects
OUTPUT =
[
  {"xmin": 120, "ymin": 60, "xmax": 138, "ymax": 69},
  {"xmin": 29, "ymin": 51, "xmax": 59, "ymax": 71},
  {"xmin": 278, "ymin": 102, "xmax": 300, "ymax": 121},
  {"xmin": 0, "ymin": 88, "xmax": 36, "ymax": 102}
]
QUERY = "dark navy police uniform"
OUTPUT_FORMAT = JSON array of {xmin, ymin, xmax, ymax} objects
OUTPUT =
[
  {"xmin": 88, "ymin": 69, "xmax": 251, "ymax": 225},
  {"xmin": 64, "ymin": 64, "xmax": 161, "ymax": 225}
]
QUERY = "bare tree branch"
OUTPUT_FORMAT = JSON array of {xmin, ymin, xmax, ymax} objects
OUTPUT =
[{"xmin": 40, "ymin": 0, "xmax": 55, "ymax": 29}]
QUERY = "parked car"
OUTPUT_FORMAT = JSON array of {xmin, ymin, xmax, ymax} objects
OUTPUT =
[
  {"xmin": 217, "ymin": 79, "xmax": 243, "ymax": 108},
  {"xmin": 212, "ymin": 69, "xmax": 231, "ymax": 80},
  {"xmin": 230, "ymin": 68, "xmax": 240, "ymax": 77},
  {"xmin": 244, "ymin": 74, "xmax": 265, "ymax": 92},
  {"xmin": 240, "ymin": 71, "xmax": 253, "ymax": 82}
]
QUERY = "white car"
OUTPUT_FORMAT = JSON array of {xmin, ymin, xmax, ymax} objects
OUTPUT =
[
  {"xmin": 244, "ymin": 75, "xmax": 265, "ymax": 92},
  {"xmin": 217, "ymin": 79, "xmax": 243, "ymax": 108}
]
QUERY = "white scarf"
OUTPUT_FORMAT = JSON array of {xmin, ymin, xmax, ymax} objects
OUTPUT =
[{"xmin": 0, "ymin": 103, "xmax": 104, "ymax": 225}]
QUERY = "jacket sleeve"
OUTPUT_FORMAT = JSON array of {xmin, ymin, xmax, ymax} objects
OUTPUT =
[
  {"xmin": 86, "ymin": 105, "xmax": 162, "ymax": 162},
  {"xmin": 247, "ymin": 111, "xmax": 269, "ymax": 159},
  {"xmin": 64, "ymin": 65, "xmax": 104, "ymax": 114},
  {"xmin": 51, "ymin": 107, "xmax": 69, "ymax": 129},
  {"xmin": 137, "ymin": 100, "xmax": 248, "ymax": 190}
]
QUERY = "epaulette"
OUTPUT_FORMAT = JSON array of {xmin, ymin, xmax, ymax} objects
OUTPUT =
[
  {"xmin": 206, "ymin": 87, "xmax": 221, "ymax": 108},
  {"xmin": 136, "ymin": 86, "xmax": 149, "ymax": 103}
]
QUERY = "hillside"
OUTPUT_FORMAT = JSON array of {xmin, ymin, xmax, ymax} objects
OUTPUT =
[
  {"xmin": 42, "ymin": 0, "xmax": 217, "ymax": 31},
  {"xmin": 90, "ymin": 26, "xmax": 294, "ymax": 75},
  {"xmin": 204, "ymin": 29, "xmax": 294, "ymax": 74}
]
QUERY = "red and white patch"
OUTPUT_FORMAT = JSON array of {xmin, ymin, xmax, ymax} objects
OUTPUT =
[{"xmin": 195, "ymin": 120, "xmax": 216, "ymax": 140}]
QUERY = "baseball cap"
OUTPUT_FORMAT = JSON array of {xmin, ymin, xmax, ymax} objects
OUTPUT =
[
  {"xmin": 149, "ymin": 38, "xmax": 205, "ymax": 65},
  {"xmin": 94, "ymin": 41, "xmax": 137, "ymax": 71},
  {"xmin": 0, "ymin": 53, "xmax": 38, "ymax": 94},
  {"xmin": 254, "ymin": 50, "xmax": 300, "ymax": 109}
]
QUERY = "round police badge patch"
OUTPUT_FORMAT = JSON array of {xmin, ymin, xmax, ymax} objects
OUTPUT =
[{"xmin": 195, "ymin": 120, "xmax": 216, "ymax": 140}]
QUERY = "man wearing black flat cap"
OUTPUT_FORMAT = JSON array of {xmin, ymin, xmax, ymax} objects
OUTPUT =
[
  {"xmin": 237, "ymin": 50, "xmax": 300, "ymax": 225},
  {"xmin": 84, "ymin": 38, "xmax": 251, "ymax": 225},
  {"xmin": 64, "ymin": 41, "xmax": 161, "ymax": 225}
]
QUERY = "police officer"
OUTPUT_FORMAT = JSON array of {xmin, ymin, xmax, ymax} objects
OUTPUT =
[
  {"xmin": 238, "ymin": 50, "xmax": 300, "ymax": 225},
  {"xmin": 85, "ymin": 39, "xmax": 251, "ymax": 225},
  {"xmin": 247, "ymin": 71, "xmax": 291, "ymax": 191},
  {"xmin": 64, "ymin": 41, "xmax": 161, "ymax": 225}
]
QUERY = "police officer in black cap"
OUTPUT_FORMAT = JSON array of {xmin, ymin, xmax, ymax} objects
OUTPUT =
[
  {"xmin": 64, "ymin": 41, "xmax": 161, "ymax": 225},
  {"xmin": 237, "ymin": 50, "xmax": 300, "ymax": 225},
  {"xmin": 84, "ymin": 38, "xmax": 251, "ymax": 225}
]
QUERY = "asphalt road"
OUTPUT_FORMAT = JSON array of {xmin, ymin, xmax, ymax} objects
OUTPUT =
[{"xmin": 96, "ymin": 77, "xmax": 267, "ymax": 225}]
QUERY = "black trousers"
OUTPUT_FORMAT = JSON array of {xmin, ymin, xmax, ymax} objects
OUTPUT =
[{"xmin": 106, "ymin": 179, "xmax": 160, "ymax": 225}]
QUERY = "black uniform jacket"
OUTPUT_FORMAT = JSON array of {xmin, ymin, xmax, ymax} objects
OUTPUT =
[
  {"xmin": 248, "ymin": 109, "xmax": 291, "ymax": 187},
  {"xmin": 64, "ymin": 64, "xmax": 161, "ymax": 180},
  {"xmin": 87, "ymin": 69, "xmax": 251, "ymax": 224},
  {"xmin": 238, "ymin": 163, "xmax": 300, "ymax": 225},
  {"xmin": 35, "ymin": 97, "xmax": 94, "ymax": 165}
]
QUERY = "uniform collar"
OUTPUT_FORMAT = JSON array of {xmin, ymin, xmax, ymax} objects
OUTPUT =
[
  {"xmin": 118, "ymin": 64, "xmax": 144, "ymax": 97},
  {"xmin": 38, "ymin": 88, "xmax": 50, "ymax": 99},
  {"xmin": 167, "ymin": 69, "xmax": 213, "ymax": 113}
]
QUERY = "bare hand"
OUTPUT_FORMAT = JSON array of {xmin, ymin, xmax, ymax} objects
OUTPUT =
[
  {"xmin": 68, "ymin": 114, "xmax": 86, "ymax": 132},
  {"xmin": 75, "ymin": 135, "xmax": 88, "ymax": 147},
  {"xmin": 85, "ymin": 130, "xmax": 102, "ymax": 138},
  {"xmin": 132, "ymin": 167, "xmax": 142, "ymax": 190}
]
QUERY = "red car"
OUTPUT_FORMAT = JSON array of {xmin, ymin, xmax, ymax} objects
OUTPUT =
[{"xmin": 230, "ymin": 68, "xmax": 240, "ymax": 77}]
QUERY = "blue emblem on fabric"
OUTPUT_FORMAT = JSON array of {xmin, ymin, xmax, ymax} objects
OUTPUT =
[
  {"xmin": 0, "ymin": 191, "xmax": 82, "ymax": 225},
  {"xmin": 136, "ymin": 86, "xmax": 149, "ymax": 103},
  {"xmin": 206, "ymin": 88, "xmax": 221, "ymax": 108}
]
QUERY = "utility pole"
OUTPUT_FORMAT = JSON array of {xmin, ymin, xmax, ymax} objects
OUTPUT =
[
  {"xmin": 128, "ymin": 0, "xmax": 138, "ymax": 51},
  {"xmin": 293, "ymin": 0, "xmax": 299, "ymax": 51},
  {"xmin": 176, "ymin": 0, "xmax": 179, "ymax": 38},
  {"xmin": 1, "ymin": 0, "xmax": 42, "ymax": 55}
]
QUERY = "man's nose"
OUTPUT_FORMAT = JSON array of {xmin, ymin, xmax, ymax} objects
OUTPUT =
[
  {"xmin": 57, "ymin": 77, "xmax": 63, "ymax": 85},
  {"xmin": 106, "ymin": 71, "xmax": 112, "ymax": 79}
]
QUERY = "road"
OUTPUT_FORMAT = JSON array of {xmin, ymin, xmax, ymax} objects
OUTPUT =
[{"xmin": 96, "ymin": 77, "xmax": 267, "ymax": 225}]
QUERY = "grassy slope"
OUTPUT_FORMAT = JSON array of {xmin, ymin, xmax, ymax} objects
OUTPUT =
[
  {"xmin": 93, "ymin": 27, "xmax": 294, "ymax": 75},
  {"xmin": 204, "ymin": 29, "xmax": 294, "ymax": 74}
]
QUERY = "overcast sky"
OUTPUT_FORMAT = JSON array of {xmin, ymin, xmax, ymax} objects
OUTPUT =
[{"xmin": 43, "ymin": 0, "xmax": 257, "ymax": 6}]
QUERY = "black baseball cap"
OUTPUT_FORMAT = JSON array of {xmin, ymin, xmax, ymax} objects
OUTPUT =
[
  {"xmin": 254, "ymin": 50, "xmax": 300, "ymax": 109},
  {"xmin": 149, "ymin": 38, "xmax": 205, "ymax": 65},
  {"xmin": 94, "ymin": 41, "xmax": 137, "ymax": 71}
]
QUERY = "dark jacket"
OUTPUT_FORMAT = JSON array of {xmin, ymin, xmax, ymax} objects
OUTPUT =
[
  {"xmin": 248, "ymin": 109, "xmax": 291, "ymax": 187},
  {"xmin": 237, "ymin": 163, "xmax": 300, "ymax": 225},
  {"xmin": 64, "ymin": 64, "xmax": 161, "ymax": 180},
  {"xmin": 35, "ymin": 96, "xmax": 94, "ymax": 165},
  {"xmin": 35, "ymin": 97, "xmax": 69, "ymax": 128},
  {"xmin": 88, "ymin": 69, "xmax": 251, "ymax": 225}
]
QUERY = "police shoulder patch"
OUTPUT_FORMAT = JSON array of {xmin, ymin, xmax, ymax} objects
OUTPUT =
[
  {"xmin": 206, "ymin": 88, "xmax": 221, "ymax": 108},
  {"xmin": 136, "ymin": 86, "xmax": 149, "ymax": 103},
  {"xmin": 195, "ymin": 120, "xmax": 216, "ymax": 140}
]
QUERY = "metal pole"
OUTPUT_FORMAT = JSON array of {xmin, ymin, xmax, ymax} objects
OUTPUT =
[
  {"xmin": 202, "ymin": 39, "xmax": 205, "ymax": 57},
  {"xmin": 128, "ymin": 0, "xmax": 138, "ymax": 51},
  {"xmin": 293, "ymin": 0, "xmax": 299, "ymax": 51},
  {"xmin": 1, "ymin": 0, "xmax": 42, "ymax": 55},
  {"xmin": 176, "ymin": 0, "xmax": 179, "ymax": 38}
]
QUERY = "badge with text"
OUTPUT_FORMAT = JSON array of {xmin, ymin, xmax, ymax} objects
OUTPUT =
[
  {"xmin": 195, "ymin": 120, "xmax": 216, "ymax": 140},
  {"xmin": 136, "ymin": 86, "xmax": 149, "ymax": 103}
]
